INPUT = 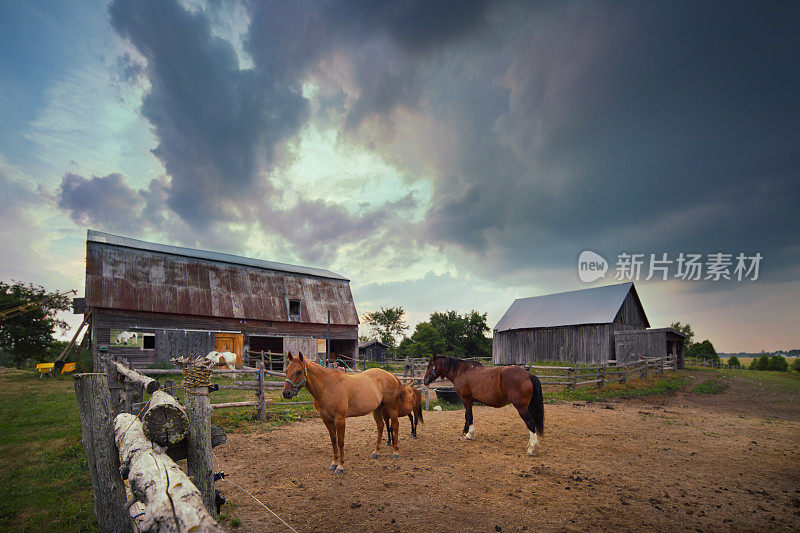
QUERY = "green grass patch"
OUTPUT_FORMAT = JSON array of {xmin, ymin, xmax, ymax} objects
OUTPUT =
[
  {"xmin": 426, "ymin": 398, "xmax": 464, "ymax": 411},
  {"xmin": 0, "ymin": 368, "xmax": 96, "ymax": 532},
  {"xmin": 693, "ymin": 379, "xmax": 726, "ymax": 394},
  {"xmin": 545, "ymin": 373, "xmax": 687, "ymax": 403}
]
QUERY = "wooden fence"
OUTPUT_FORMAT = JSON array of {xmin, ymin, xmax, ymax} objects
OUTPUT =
[
  {"xmin": 685, "ymin": 356, "xmax": 723, "ymax": 368},
  {"xmin": 74, "ymin": 357, "xmax": 225, "ymax": 532}
]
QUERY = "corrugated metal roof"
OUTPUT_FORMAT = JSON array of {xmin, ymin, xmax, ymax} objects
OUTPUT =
[
  {"xmin": 494, "ymin": 283, "xmax": 636, "ymax": 331},
  {"xmin": 84, "ymin": 230, "xmax": 359, "ymax": 325},
  {"xmin": 87, "ymin": 229, "xmax": 348, "ymax": 281}
]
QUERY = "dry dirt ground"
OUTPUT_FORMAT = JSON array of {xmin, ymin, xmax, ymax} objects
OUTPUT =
[{"xmin": 215, "ymin": 372, "xmax": 800, "ymax": 532}]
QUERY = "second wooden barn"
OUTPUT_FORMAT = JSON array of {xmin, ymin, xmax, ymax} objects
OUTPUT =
[
  {"xmin": 492, "ymin": 282, "xmax": 685, "ymax": 367},
  {"xmin": 78, "ymin": 230, "xmax": 359, "ymax": 370}
]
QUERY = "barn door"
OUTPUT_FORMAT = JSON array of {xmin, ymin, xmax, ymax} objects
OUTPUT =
[{"xmin": 214, "ymin": 333, "xmax": 244, "ymax": 368}]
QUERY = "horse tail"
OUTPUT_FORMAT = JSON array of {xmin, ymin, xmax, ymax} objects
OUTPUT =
[
  {"xmin": 528, "ymin": 374, "xmax": 544, "ymax": 436},
  {"xmin": 415, "ymin": 389, "xmax": 424, "ymax": 425}
]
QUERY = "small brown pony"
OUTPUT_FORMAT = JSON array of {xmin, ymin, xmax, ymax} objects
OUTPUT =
[
  {"xmin": 282, "ymin": 352, "xmax": 405, "ymax": 474},
  {"xmin": 423, "ymin": 356, "xmax": 544, "ymax": 455},
  {"xmin": 384, "ymin": 385, "xmax": 424, "ymax": 446}
]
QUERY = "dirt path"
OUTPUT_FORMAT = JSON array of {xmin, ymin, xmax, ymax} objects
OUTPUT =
[{"xmin": 215, "ymin": 371, "xmax": 800, "ymax": 532}]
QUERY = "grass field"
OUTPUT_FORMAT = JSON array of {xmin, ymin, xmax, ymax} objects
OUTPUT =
[{"xmin": 1, "ymin": 365, "xmax": 791, "ymax": 531}]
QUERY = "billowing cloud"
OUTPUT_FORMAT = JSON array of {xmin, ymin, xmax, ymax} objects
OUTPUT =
[{"xmin": 31, "ymin": 0, "xmax": 800, "ymax": 351}]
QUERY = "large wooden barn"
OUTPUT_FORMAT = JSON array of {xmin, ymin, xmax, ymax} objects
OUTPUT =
[
  {"xmin": 492, "ymin": 283, "xmax": 685, "ymax": 367},
  {"xmin": 77, "ymin": 230, "xmax": 359, "ymax": 370}
]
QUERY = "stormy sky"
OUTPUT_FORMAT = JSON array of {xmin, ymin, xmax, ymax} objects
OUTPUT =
[{"xmin": 1, "ymin": 0, "xmax": 798, "ymax": 351}]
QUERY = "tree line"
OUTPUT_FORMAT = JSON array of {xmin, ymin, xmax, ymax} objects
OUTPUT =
[{"xmin": 361, "ymin": 306, "xmax": 492, "ymax": 360}]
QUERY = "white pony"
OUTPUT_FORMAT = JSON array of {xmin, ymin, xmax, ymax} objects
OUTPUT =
[
  {"xmin": 205, "ymin": 350, "xmax": 237, "ymax": 370},
  {"xmin": 115, "ymin": 331, "xmax": 138, "ymax": 345}
]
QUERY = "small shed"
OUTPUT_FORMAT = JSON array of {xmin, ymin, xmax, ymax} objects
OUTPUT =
[
  {"xmin": 613, "ymin": 328, "xmax": 686, "ymax": 368},
  {"xmin": 79, "ymin": 230, "xmax": 359, "ymax": 369},
  {"xmin": 358, "ymin": 340, "xmax": 389, "ymax": 361},
  {"xmin": 493, "ymin": 283, "xmax": 653, "ymax": 365}
]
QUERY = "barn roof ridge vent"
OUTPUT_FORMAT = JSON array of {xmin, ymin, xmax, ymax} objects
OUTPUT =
[
  {"xmin": 87, "ymin": 229, "xmax": 348, "ymax": 281},
  {"xmin": 494, "ymin": 282, "xmax": 647, "ymax": 331}
]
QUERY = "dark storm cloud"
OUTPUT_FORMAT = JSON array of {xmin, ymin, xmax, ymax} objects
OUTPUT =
[
  {"xmin": 415, "ymin": 1, "xmax": 800, "ymax": 284},
  {"xmin": 109, "ymin": 0, "xmax": 308, "ymax": 227},
  {"xmin": 65, "ymin": 0, "xmax": 799, "ymax": 285},
  {"xmin": 58, "ymin": 172, "xmax": 144, "ymax": 231}
]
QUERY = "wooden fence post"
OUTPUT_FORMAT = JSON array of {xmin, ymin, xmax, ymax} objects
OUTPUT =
[
  {"xmin": 256, "ymin": 361, "xmax": 267, "ymax": 422},
  {"xmin": 105, "ymin": 357, "xmax": 125, "ymax": 418},
  {"xmin": 73, "ymin": 373, "xmax": 132, "ymax": 533},
  {"xmin": 571, "ymin": 360, "xmax": 578, "ymax": 391},
  {"xmin": 622, "ymin": 362, "xmax": 627, "ymax": 383},
  {"xmin": 600, "ymin": 362, "xmax": 606, "ymax": 389},
  {"xmin": 185, "ymin": 383, "xmax": 215, "ymax": 516}
]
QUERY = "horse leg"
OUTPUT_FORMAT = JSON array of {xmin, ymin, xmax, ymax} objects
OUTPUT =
[
  {"xmin": 371, "ymin": 410, "xmax": 385, "ymax": 459},
  {"xmin": 409, "ymin": 413, "xmax": 416, "ymax": 438},
  {"xmin": 390, "ymin": 411, "xmax": 400, "ymax": 458},
  {"xmin": 515, "ymin": 403, "xmax": 539, "ymax": 456},
  {"xmin": 463, "ymin": 398, "xmax": 475, "ymax": 439},
  {"xmin": 323, "ymin": 418, "xmax": 338, "ymax": 470},
  {"xmin": 382, "ymin": 407, "xmax": 393, "ymax": 447},
  {"xmin": 334, "ymin": 415, "xmax": 346, "ymax": 474}
]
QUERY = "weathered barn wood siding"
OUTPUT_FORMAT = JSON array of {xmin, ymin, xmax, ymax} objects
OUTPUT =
[
  {"xmin": 93, "ymin": 309, "xmax": 357, "ymax": 367},
  {"xmin": 614, "ymin": 330, "xmax": 665, "ymax": 364},
  {"xmin": 283, "ymin": 336, "xmax": 317, "ymax": 359},
  {"xmin": 613, "ymin": 289, "xmax": 650, "ymax": 328},
  {"xmin": 493, "ymin": 324, "xmax": 613, "ymax": 364},
  {"xmin": 613, "ymin": 329, "xmax": 685, "ymax": 367},
  {"xmin": 85, "ymin": 242, "xmax": 358, "ymax": 325}
]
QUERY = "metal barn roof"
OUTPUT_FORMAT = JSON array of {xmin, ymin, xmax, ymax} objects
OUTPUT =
[
  {"xmin": 87, "ymin": 230, "xmax": 348, "ymax": 281},
  {"xmin": 84, "ymin": 230, "xmax": 359, "ymax": 325},
  {"xmin": 494, "ymin": 283, "xmax": 641, "ymax": 332}
]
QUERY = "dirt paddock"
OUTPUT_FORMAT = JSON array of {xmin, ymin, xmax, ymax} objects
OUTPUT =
[{"xmin": 216, "ymin": 372, "xmax": 800, "ymax": 532}]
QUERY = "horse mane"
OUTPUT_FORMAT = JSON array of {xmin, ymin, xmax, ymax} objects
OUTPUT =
[{"xmin": 436, "ymin": 356, "xmax": 483, "ymax": 374}]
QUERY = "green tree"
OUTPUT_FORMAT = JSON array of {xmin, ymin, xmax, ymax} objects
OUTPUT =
[
  {"xmin": 750, "ymin": 354, "xmax": 770, "ymax": 371},
  {"xmin": 726, "ymin": 355, "xmax": 741, "ymax": 369},
  {"xmin": 686, "ymin": 339, "xmax": 719, "ymax": 363},
  {"xmin": 362, "ymin": 306, "xmax": 408, "ymax": 353},
  {"xmin": 0, "ymin": 281, "xmax": 72, "ymax": 368},
  {"xmin": 670, "ymin": 321, "xmax": 695, "ymax": 345},
  {"xmin": 768, "ymin": 355, "xmax": 788, "ymax": 372},
  {"xmin": 791, "ymin": 358, "xmax": 800, "ymax": 373},
  {"xmin": 425, "ymin": 310, "xmax": 491, "ymax": 358}
]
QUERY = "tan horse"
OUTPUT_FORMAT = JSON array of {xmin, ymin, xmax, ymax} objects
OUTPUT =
[
  {"xmin": 282, "ymin": 352, "xmax": 405, "ymax": 474},
  {"xmin": 384, "ymin": 385, "xmax": 423, "ymax": 445}
]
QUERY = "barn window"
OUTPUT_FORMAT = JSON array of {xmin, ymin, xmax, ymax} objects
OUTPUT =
[
  {"xmin": 289, "ymin": 299, "xmax": 301, "ymax": 318},
  {"xmin": 142, "ymin": 334, "xmax": 155, "ymax": 350}
]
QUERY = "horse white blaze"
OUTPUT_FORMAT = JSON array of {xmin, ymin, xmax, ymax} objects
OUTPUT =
[
  {"xmin": 464, "ymin": 424, "xmax": 475, "ymax": 440},
  {"xmin": 527, "ymin": 430, "xmax": 539, "ymax": 455}
]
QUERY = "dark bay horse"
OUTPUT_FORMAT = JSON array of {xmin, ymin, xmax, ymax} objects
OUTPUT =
[
  {"xmin": 385, "ymin": 385, "xmax": 424, "ymax": 446},
  {"xmin": 282, "ymin": 352, "xmax": 405, "ymax": 474},
  {"xmin": 423, "ymin": 356, "xmax": 544, "ymax": 455}
]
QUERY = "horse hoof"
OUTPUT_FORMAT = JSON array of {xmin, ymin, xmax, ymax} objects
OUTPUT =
[
  {"xmin": 391, "ymin": 453, "xmax": 399, "ymax": 459},
  {"xmin": 334, "ymin": 467, "xmax": 344, "ymax": 475},
  {"xmin": 527, "ymin": 447, "xmax": 537, "ymax": 456},
  {"xmin": 329, "ymin": 463, "xmax": 338, "ymax": 470},
  {"xmin": 370, "ymin": 452, "xmax": 379, "ymax": 459},
  {"xmin": 464, "ymin": 434, "xmax": 474, "ymax": 440}
]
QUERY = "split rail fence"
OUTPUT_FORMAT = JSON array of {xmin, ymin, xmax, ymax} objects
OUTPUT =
[{"xmin": 74, "ymin": 356, "xmax": 226, "ymax": 532}]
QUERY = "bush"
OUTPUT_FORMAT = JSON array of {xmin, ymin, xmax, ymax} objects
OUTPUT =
[
  {"xmin": 792, "ymin": 358, "xmax": 800, "ymax": 373},
  {"xmin": 726, "ymin": 355, "xmax": 741, "ymax": 369},
  {"xmin": 768, "ymin": 355, "xmax": 788, "ymax": 372},
  {"xmin": 750, "ymin": 354, "xmax": 770, "ymax": 371}
]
